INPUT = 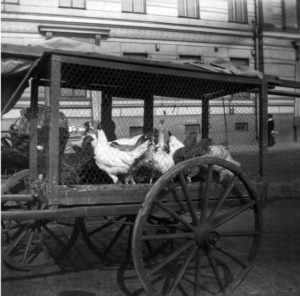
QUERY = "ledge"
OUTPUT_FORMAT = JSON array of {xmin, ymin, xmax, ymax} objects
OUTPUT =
[{"xmin": 38, "ymin": 24, "xmax": 110, "ymax": 45}]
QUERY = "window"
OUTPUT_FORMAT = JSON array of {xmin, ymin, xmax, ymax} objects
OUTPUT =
[
  {"xmin": 129, "ymin": 126, "xmax": 143, "ymax": 137},
  {"xmin": 235, "ymin": 122, "xmax": 248, "ymax": 132},
  {"xmin": 1, "ymin": 0, "xmax": 19, "ymax": 3},
  {"xmin": 179, "ymin": 54, "xmax": 201, "ymax": 61},
  {"xmin": 230, "ymin": 58, "xmax": 249, "ymax": 70},
  {"xmin": 123, "ymin": 52, "xmax": 149, "ymax": 59},
  {"xmin": 178, "ymin": 0, "xmax": 199, "ymax": 18},
  {"xmin": 59, "ymin": 0, "xmax": 85, "ymax": 9},
  {"xmin": 228, "ymin": 0, "xmax": 248, "ymax": 23},
  {"xmin": 122, "ymin": 0, "xmax": 145, "ymax": 13},
  {"xmin": 282, "ymin": 0, "xmax": 299, "ymax": 30},
  {"xmin": 185, "ymin": 124, "xmax": 200, "ymax": 134}
]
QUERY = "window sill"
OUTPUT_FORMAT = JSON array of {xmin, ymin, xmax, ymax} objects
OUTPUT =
[{"xmin": 58, "ymin": 6, "xmax": 86, "ymax": 10}]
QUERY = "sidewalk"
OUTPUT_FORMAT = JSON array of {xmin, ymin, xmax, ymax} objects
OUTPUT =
[{"xmin": 228, "ymin": 141, "xmax": 300, "ymax": 154}]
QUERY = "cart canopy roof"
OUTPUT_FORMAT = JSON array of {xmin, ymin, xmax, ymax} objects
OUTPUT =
[{"xmin": 2, "ymin": 37, "xmax": 277, "ymax": 115}]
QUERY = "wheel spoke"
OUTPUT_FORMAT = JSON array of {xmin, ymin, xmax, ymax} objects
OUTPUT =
[
  {"xmin": 194, "ymin": 248, "xmax": 203, "ymax": 296},
  {"xmin": 209, "ymin": 176, "xmax": 238, "ymax": 221},
  {"xmin": 213, "ymin": 200, "xmax": 256, "ymax": 228},
  {"xmin": 21, "ymin": 230, "xmax": 34, "ymax": 263},
  {"xmin": 153, "ymin": 199, "xmax": 195, "ymax": 232},
  {"xmin": 142, "ymin": 232, "xmax": 194, "ymax": 241},
  {"xmin": 89, "ymin": 221, "xmax": 113, "ymax": 236},
  {"xmin": 205, "ymin": 247, "xmax": 225, "ymax": 292},
  {"xmin": 214, "ymin": 245, "xmax": 248, "ymax": 269},
  {"xmin": 167, "ymin": 247, "xmax": 197, "ymax": 296},
  {"xmin": 147, "ymin": 239, "xmax": 195, "ymax": 276},
  {"xmin": 105, "ymin": 223, "xmax": 126, "ymax": 254},
  {"xmin": 42, "ymin": 224, "xmax": 66, "ymax": 247},
  {"xmin": 6, "ymin": 225, "xmax": 30, "ymax": 255},
  {"xmin": 179, "ymin": 173, "xmax": 199, "ymax": 226},
  {"xmin": 201, "ymin": 164, "xmax": 214, "ymax": 222},
  {"xmin": 219, "ymin": 230, "xmax": 258, "ymax": 237}
]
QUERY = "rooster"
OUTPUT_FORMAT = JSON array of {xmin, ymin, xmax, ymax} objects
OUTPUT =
[{"xmin": 90, "ymin": 129, "xmax": 150, "ymax": 184}]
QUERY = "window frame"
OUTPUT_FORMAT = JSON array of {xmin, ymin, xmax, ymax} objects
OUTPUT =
[
  {"xmin": 121, "ymin": 0, "xmax": 146, "ymax": 14},
  {"xmin": 282, "ymin": 0, "xmax": 299, "ymax": 31},
  {"xmin": 235, "ymin": 122, "xmax": 249, "ymax": 132},
  {"xmin": 185, "ymin": 123, "xmax": 201, "ymax": 134},
  {"xmin": 178, "ymin": 0, "xmax": 200, "ymax": 19},
  {"xmin": 123, "ymin": 52, "xmax": 149, "ymax": 59},
  {"xmin": 229, "ymin": 57, "xmax": 250, "ymax": 70},
  {"xmin": 178, "ymin": 54, "xmax": 202, "ymax": 61},
  {"xmin": 1, "ymin": 0, "xmax": 19, "ymax": 4},
  {"xmin": 228, "ymin": 0, "xmax": 248, "ymax": 24},
  {"xmin": 58, "ymin": 0, "xmax": 86, "ymax": 10}
]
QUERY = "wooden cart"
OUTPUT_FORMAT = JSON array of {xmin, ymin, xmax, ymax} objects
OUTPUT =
[{"xmin": 2, "ymin": 44, "xmax": 274, "ymax": 295}]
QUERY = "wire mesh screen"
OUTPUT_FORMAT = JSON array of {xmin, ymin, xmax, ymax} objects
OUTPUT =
[{"xmin": 38, "ymin": 60, "xmax": 261, "ymax": 186}]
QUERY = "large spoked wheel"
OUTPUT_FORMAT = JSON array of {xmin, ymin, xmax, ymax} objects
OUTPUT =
[
  {"xmin": 1, "ymin": 170, "xmax": 79, "ymax": 271},
  {"xmin": 132, "ymin": 157, "xmax": 262, "ymax": 296}
]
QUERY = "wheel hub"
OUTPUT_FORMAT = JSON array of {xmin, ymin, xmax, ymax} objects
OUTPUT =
[{"xmin": 194, "ymin": 223, "xmax": 219, "ymax": 247}]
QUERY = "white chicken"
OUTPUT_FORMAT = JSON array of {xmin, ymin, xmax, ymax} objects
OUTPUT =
[
  {"xmin": 110, "ymin": 134, "xmax": 142, "ymax": 146},
  {"xmin": 90, "ymin": 129, "xmax": 150, "ymax": 184},
  {"xmin": 168, "ymin": 132, "xmax": 185, "ymax": 157},
  {"xmin": 149, "ymin": 127, "xmax": 175, "ymax": 178},
  {"xmin": 205, "ymin": 145, "xmax": 241, "ymax": 181}
]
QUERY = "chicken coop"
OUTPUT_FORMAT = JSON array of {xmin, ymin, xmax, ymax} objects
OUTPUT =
[{"xmin": 1, "ymin": 40, "xmax": 284, "ymax": 296}]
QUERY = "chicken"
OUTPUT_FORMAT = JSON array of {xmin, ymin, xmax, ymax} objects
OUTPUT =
[
  {"xmin": 173, "ymin": 132, "xmax": 240, "ymax": 182},
  {"xmin": 109, "ymin": 134, "xmax": 150, "ymax": 151},
  {"xmin": 168, "ymin": 132, "xmax": 184, "ymax": 157},
  {"xmin": 90, "ymin": 129, "xmax": 150, "ymax": 184},
  {"xmin": 111, "ymin": 134, "xmax": 142, "ymax": 146},
  {"xmin": 205, "ymin": 145, "xmax": 241, "ymax": 181},
  {"xmin": 148, "ymin": 127, "xmax": 175, "ymax": 179}
]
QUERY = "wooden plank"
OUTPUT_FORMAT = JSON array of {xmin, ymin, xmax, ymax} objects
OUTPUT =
[
  {"xmin": 91, "ymin": 90, "xmax": 102, "ymax": 124},
  {"xmin": 202, "ymin": 97, "xmax": 209, "ymax": 139},
  {"xmin": 1, "ymin": 204, "xmax": 141, "ymax": 221},
  {"xmin": 143, "ymin": 94, "xmax": 154, "ymax": 133},
  {"xmin": 259, "ymin": 81, "xmax": 268, "ymax": 177},
  {"xmin": 47, "ymin": 57, "xmax": 61, "ymax": 203},
  {"xmin": 29, "ymin": 78, "xmax": 39, "ymax": 182},
  {"xmin": 54, "ymin": 184, "xmax": 153, "ymax": 205},
  {"xmin": 52, "ymin": 181, "xmax": 249, "ymax": 206},
  {"xmin": 1, "ymin": 194, "xmax": 33, "ymax": 202}
]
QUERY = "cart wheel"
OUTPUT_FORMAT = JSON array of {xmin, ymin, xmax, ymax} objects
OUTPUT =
[
  {"xmin": 132, "ymin": 157, "xmax": 262, "ymax": 296},
  {"xmin": 1, "ymin": 170, "xmax": 79, "ymax": 271},
  {"xmin": 78, "ymin": 215, "xmax": 136, "ymax": 265}
]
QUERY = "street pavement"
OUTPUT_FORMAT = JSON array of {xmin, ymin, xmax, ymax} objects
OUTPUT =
[{"xmin": 2, "ymin": 199, "xmax": 300, "ymax": 296}]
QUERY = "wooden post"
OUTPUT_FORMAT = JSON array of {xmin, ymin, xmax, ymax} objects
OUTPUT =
[
  {"xmin": 29, "ymin": 77, "xmax": 39, "ymax": 183},
  {"xmin": 143, "ymin": 94, "xmax": 154, "ymax": 133},
  {"xmin": 202, "ymin": 97, "xmax": 209, "ymax": 139},
  {"xmin": 259, "ymin": 81, "xmax": 268, "ymax": 177},
  {"xmin": 91, "ymin": 90, "xmax": 102, "ymax": 125},
  {"xmin": 101, "ymin": 93, "xmax": 116, "ymax": 141},
  {"xmin": 48, "ymin": 56, "xmax": 61, "ymax": 203}
]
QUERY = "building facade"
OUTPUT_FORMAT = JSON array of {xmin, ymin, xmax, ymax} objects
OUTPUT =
[{"xmin": 1, "ymin": 0, "xmax": 300, "ymax": 143}]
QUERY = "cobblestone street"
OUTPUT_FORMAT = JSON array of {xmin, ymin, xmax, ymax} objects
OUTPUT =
[{"xmin": 2, "ymin": 199, "xmax": 300, "ymax": 296}]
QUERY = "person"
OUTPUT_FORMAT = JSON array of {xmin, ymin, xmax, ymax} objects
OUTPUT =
[{"xmin": 267, "ymin": 113, "xmax": 275, "ymax": 147}]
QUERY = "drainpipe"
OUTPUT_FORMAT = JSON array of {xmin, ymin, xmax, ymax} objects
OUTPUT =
[{"xmin": 253, "ymin": 0, "xmax": 264, "ymax": 72}]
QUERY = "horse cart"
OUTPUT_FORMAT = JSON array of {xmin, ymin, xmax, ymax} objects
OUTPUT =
[{"xmin": 2, "ymin": 41, "xmax": 275, "ymax": 295}]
